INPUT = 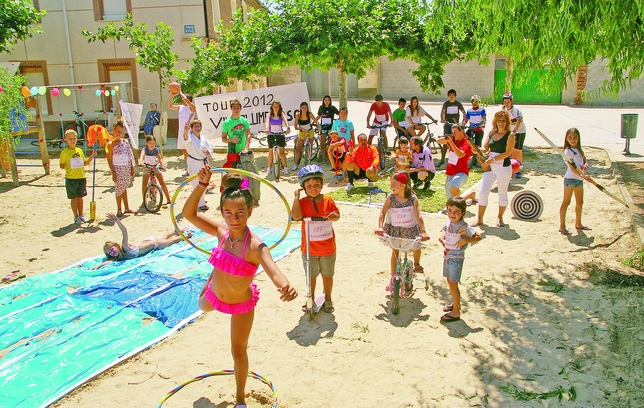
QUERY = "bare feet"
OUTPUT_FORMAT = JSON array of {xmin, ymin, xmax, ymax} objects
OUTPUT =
[{"xmin": 471, "ymin": 219, "xmax": 483, "ymax": 227}]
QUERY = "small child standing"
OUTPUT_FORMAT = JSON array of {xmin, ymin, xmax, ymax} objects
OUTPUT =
[
  {"xmin": 291, "ymin": 165, "xmax": 341, "ymax": 313},
  {"xmin": 559, "ymin": 127, "xmax": 592, "ymax": 235},
  {"xmin": 438, "ymin": 197, "xmax": 481, "ymax": 322},
  {"xmin": 375, "ymin": 172, "xmax": 429, "ymax": 283},
  {"xmin": 394, "ymin": 136, "xmax": 413, "ymax": 172},
  {"xmin": 139, "ymin": 136, "xmax": 172, "ymax": 206},
  {"xmin": 59, "ymin": 129, "xmax": 96, "ymax": 224}
]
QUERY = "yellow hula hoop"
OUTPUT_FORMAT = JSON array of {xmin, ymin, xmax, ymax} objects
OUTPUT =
[{"xmin": 169, "ymin": 168, "xmax": 292, "ymax": 255}]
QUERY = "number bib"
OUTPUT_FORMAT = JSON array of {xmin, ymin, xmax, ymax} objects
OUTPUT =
[
  {"xmin": 70, "ymin": 157, "xmax": 84, "ymax": 169},
  {"xmin": 448, "ymin": 151, "xmax": 459, "ymax": 165},
  {"xmin": 321, "ymin": 117, "xmax": 332, "ymax": 125},
  {"xmin": 390, "ymin": 207, "xmax": 414, "ymax": 228},
  {"xmin": 444, "ymin": 231, "xmax": 461, "ymax": 250},
  {"xmin": 300, "ymin": 123, "xmax": 311, "ymax": 131},
  {"xmin": 375, "ymin": 114, "xmax": 387, "ymax": 122},
  {"xmin": 144, "ymin": 155, "xmax": 157, "ymax": 165},
  {"xmin": 309, "ymin": 220, "xmax": 333, "ymax": 241},
  {"xmin": 113, "ymin": 154, "xmax": 130, "ymax": 166},
  {"xmin": 270, "ymin": 124, "xmax": 283, "ymax": 133}
]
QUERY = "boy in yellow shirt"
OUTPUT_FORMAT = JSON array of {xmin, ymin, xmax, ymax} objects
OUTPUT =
[{"xmin": 59, "ymin": 130, "xmax": 96, "ymax": 224}]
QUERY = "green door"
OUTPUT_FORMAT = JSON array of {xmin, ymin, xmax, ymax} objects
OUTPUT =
[{"xmin": 494, "ymin": 70, "xmax": 563, "ymax": 104}]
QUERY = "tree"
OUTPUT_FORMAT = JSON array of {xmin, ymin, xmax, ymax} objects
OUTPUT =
[
  {"xmin": 180, "ymin": 0, "xmax": 462, "ymax": 106},
  {"xmin": 0, "ymin": 0, "xmax": 45, "ymax": 53},
  {"xmin": 0, "ymin": 67, "xmax": 29, "ymax": 153},
  {"xmin": 426, "ymin": 0, "xmax": 644, "ymax": 99},
  {"xmin": 82, "ymin": 14, "xmax": 178, "ymax": 107}
]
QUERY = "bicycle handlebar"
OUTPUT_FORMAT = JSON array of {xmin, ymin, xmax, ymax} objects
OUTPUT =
[{"xmin": 377, "ymin": 233, "xmax": 424, "ymax": 251}]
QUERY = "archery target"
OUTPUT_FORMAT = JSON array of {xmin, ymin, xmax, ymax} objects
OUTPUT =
[{"xmin": 511, "ymin": 190, "xmax": 543, "ymax": 220}]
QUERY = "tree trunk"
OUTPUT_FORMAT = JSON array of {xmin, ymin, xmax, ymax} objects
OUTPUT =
[
  {"xmin": 338, "ymin": 64, "xmax": 348, "ymax": 108},
  {"xmin": 158, "ymin": 72, "xmax": 164, "ymax": 109},
  {"xmin": 505, "ymin": 56, "xmax": 513, "ymax": 93}
]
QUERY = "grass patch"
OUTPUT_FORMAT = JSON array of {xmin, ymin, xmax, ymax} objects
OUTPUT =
[
  {"xmin": 327, "ymin": 169, "xmax": 483, "ymax": 213},
  {"xmin": 585, "ymin": 262, "xmax": 644, "ymax": 288},
  {"xmin": 499, "ymin": 383, "xmax": 576, "ymax": 402}
]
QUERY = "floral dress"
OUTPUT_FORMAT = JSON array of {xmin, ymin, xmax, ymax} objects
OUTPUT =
[
  {"xmin": 111, "ymin": 140, "xmax": 134, "ymax": 196},
  {"xmin": 384, "ymin": 193, "xmax": 422, "ymax": 249}
]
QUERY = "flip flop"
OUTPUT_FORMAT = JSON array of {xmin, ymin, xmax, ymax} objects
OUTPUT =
[
  {"xmin": 323, "ymin": 301, "xmax": 334, "ymax": 313},
  {"xmin": 116, "ymin": 210, "xmax": 124, "ymax": 218},
  {"xmin": 414, "ymin": 265, "xmax": 424, "ymax": 273},
  {"xmin": 559, "ymin": 228, "xmax": 571, "ymax": 235},
  {"xmin": 124, "ymin": 209, "xmax": 135, "ymax": 214},
  {"xmin": 576, "ymin": 226, "xmax": 592, "ymax": 231},
  {"xmin": 2, "ymin": 271, "xmax": 26, "ymax": 283},
  {"xmin": 440, "ymin": 313, "xmax": 460, "ymax": 323},
  {"xmin": 443, "ymin": 304, "xmax": 454, "ymax": 312}
]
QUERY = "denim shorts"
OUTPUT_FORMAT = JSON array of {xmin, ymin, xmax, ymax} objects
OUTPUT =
[
  {"xmin": 302, "ymin": 253, "xmax": 336, "ymax": 279},
  {"xmin": 564, "ymin": 178, "xmax": 583, "ymax": 188},
  {"xmin": 445, "ymin": 173, "xmax": 469, "ymax": 199},
  {"xmin": 443, "ymin": 257, "xmax": 464, "ymax": 282}
]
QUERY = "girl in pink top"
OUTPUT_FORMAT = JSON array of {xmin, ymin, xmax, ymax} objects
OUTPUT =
[{"xmin": 182, "ymin": 165, "xmax": 297, "ymax": 408}]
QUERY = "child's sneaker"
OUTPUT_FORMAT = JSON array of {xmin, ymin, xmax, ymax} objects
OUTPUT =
[
  {"xmin": 283, "ymin": 167, "xmax": 289, "ymax": 175},
  {"xmin": 79, "ymin": 215, "xmax": 88, "ymax": 223},
  {"xmin": 74, "ymin": 216, "xmax": 83, "ymax": 225},
  {"xmin": 291, "ymin": 164, "xmax": 298, "ymax": 171},
  {"xmin": 266, "ymin": 167, "xmax": 272, "ymax": 175},
  {"xmin": 367, "ymin": 181, "xmax": 375, "ymax": 188},
  {"xmin": 515, "ymin": 171, "xmax": 522, "ymax": 179},
  {"xmin": 345, "ymin": 184, "xmax": 354, "ymax": 192}
]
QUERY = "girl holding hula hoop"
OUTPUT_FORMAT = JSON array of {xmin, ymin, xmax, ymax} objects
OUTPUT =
[{"xmin": 182, "ymin": 165, "xmax": 298, "ymax": 408}]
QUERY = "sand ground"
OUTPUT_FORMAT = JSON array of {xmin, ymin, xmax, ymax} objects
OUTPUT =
[{"xmin": 1, "ymin": 146, "xmax": 641, "ymax": 407}]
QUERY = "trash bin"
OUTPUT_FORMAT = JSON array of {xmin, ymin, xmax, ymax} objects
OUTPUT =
[
  {"xmin": 621, "ymin": 113, "xmax": 639, "ymax": 139},
  {"xmin": 621, "ymin": 113, "xmax": 639, "ymax": 155}
]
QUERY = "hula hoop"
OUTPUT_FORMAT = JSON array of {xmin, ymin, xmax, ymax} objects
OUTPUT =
[
  {"xmin": 169, "ymin": 168, "xmax": 292, "ymax": 255},
  {"xmin": 156, "ymin": 370, "xmax": 278, "ymax": 408}
]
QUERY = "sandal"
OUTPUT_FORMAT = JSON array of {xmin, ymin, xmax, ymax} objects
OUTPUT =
[
  {"xmin": 116, "ymin": 210, "xmax": 124, "ymax": 218},
  {"xmin": 559, "ymin": 228, "xmax": 571, "ymax": 235},
  {"xmin": 323, "ymin": 301, "xmax": 334, "ymax": 313},
  {"xmin": 124, "ymin": 209, "xmax": 135, "ymax": 214},
  {"xmin": 576, "ymin": 225, "xmax": 592, "ymax": 231},
  {"xmin": 440, "ymin": 313, "xmax": 460, "ymax": 322},
  {"xmin": 2, "ymin": 271, "xmax": 26, "ymax": 283},
  {"xmin": 414, "ymin": 265, "xmax": 424, "ymax": 273}
]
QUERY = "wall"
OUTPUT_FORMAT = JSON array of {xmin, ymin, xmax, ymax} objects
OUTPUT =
[{"xmin": 583, "ymin": 59, "xmax": 644, "ymax": 106}]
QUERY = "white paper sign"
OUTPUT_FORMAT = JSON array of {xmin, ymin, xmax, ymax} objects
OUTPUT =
[
  {"xmin": 119, "ymin": 100, "xmax": 142, "ymax": 149},
  {"xmin": 390, "ymin": 207, "xmax": 414, "ymax": 228},
  {"xmin": 194, "ymin": 83, "xmax": 310, "ymax": 138},
  {"xmin": 309, "ymin": 220, "xmax": 334, "ymax": 241}
]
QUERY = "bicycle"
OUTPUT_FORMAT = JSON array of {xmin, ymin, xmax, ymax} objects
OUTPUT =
[
  {"xmin": 368, "ymin": 123, "xmax": 389, "ymax": 171},
  {"xmin": 393, "ymin": 121, "xmax": 439, "ymax": 155},
  {"xmin": 30, "ymin": 138, "xmax": 74, "ymax": 149},
  {"xmin": 143, "ymin": 163, "xmax": 165, "ymax": 213},
  {"xmin": 300, "ymin": 123, "xmax": 320, "ymax": 166},
  {"xmin": 254, "ymin": 131, "xmax": 296, "ymax": 181},
  {"xmin": 378, "ymin": 233, "xmax": 428, "ymax": 315}
]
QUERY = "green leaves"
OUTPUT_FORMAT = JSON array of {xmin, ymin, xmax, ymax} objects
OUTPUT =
[{"xmin": 0, "ymin": 0, "xmax": 45, "ymax": 53}]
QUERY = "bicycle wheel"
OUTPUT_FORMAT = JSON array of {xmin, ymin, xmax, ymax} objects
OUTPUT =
[
  {"xmin": 305, "ymin": 138, "xmax": 320, "ymax": 165},
  {"xmin": 273, "ymin": 148, "xmax": 281, "ymax": 180},
  {"xmin": 391, "ymin": 276, "xmax": 401, "ymax": 315},
  {"xmin": 377, "ymin": 138, "xmax": 386, "ymax": 170},
  {"xmin": 144, "ymin": 183, "xmax": 163, "ymax": 213},
  {"xmin": 402, "ymin": 259, "xmax": 414, "ymax": 295}
]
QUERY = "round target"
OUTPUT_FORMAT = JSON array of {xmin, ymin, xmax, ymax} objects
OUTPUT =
[{"xmin": 511, "ymin": 190, "xmax": 543, "ymax": 220}]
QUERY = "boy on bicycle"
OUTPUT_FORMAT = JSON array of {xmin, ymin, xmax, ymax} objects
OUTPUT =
[{"xmin": 366, "ymin": 94, "xmax": 393, "ymax": 151}]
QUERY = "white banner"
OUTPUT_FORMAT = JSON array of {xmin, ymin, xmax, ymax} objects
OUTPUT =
[
  {"xmin": 119, "ymin": 100, "xmax": 143, "ymax": 149},
  {"xmin": 194, "ymin": 82, "xmax": 310, "ymax": 138}
]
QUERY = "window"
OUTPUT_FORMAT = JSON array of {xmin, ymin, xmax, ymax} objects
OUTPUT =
[
  {"xmin": 93, "ymin": 0, "xmax": 131, "ymax": 21},
  {"xmin": 17, "ymin": 60, "xmax": 52, "ymax": 116},
  {"xmin": 97, "ymin": 59, "xmax": 138, "ymax": 112}
]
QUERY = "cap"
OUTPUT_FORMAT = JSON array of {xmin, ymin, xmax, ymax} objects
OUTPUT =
[{"xmin": 502, "ymin": 92, "xmax": 513, "ymax": 100}]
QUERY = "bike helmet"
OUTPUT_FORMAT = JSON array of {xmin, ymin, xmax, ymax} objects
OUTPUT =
[
  {"xmin": 298, "ymin": 164, "xmax": 324, "ymax": 187},
  {"xmin": 470, "ymin": 94, "xmax": 481, "ymax": 102},
  {"xmin": 502, "ymin": 92, "xmax": 514, "ymax": 100}
]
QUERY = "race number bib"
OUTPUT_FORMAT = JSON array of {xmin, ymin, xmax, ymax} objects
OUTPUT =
[
  {"xmin": 445, "ymin": 231, "xmax": 461, "ymax": 250},
  {"xmin": 144, "ymin": 155, "xmax": 157, "ymax": 165},
  {"xmin": 446, "ymin": 106, "xmax": 459, "ymax": 115},
  {"xmin": 270, "ymin": 124, "xmax": 283, "ymax": 133},
  {"xmin": 375, "ymin": 114, "xmax": 387, "ymax": 122},
  {"xmin": 390, "ymin": 207, "xmax": 414, "ymax": 228},
  {"xmin": 113, "ymin": 154, "xmax": 130, "ymax": 166},
  {"xmin": 321, "ymin": 117, "xmax": 332, "ymax": 125},
  {"xmin": 309, "ymin": 220, "xmax": 333, "ymax": 241},
  {"xmin": 448, "ymin": 151, "xmax": 458, "ymax": 165},
  {"xmin": 70, "ymin": 157, "xmax": 84, "ymax": 169},
  {"xmin": 412, "ymin": 116, "xmax": 421, "ymax": 124}
]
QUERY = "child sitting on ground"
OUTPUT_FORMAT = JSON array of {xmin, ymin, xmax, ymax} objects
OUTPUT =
[
  {"xmin": 327, "ymin": 130, "xmax": 348, "ymax": 177},
  {"xmin": 291, "ymin": 165, "xmax": 341, "ymax": 313},
  {"xmin": 375, "ymin": 172, "xmax": 429, "ymax": 285},
  {"xmin": 59, "ymin": 129, "xmax": 96, "ymax": 225},
  {"xmin": 394, "ymin": 136, "xmax": 413, "ymax": 172},
  {"xmin": 438, "ymin": 197, "xmax": 481, "ymax": 323}
]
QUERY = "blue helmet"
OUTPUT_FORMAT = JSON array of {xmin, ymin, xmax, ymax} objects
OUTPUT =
[{"xmin": 297, "ymin": 164, "xmax": 324, "ymax": 187}]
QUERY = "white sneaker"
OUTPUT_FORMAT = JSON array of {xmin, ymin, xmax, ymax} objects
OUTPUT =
[
  {"xmin": 367, "ymin": 181, "xmax": 375, "ymax": 188},
  {"xmin": 345, "ymin": 184, "xmax": 354, "ymax": 192},
  {"xmin": 266, "ymin": 167, "xmax": 272, "ymax": 174},
  {"xmin": 283, "ymin": 168, "xmax": 289, "ymax": 175},
  {"xmin": 291, "ymin": 164, "xmax": 298, "ymax": 171},
  {"xmin": 79, "ymin": 215, "xmax": 88, "ymax": 223},
  {"xmin": 74, "ymin": 216, "xmax": 83, "ymax": 225}
]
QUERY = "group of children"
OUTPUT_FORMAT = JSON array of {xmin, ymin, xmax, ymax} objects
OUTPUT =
[{"xmin": 59, "ymin": 122, "xmax": 173, "ymax": 224}]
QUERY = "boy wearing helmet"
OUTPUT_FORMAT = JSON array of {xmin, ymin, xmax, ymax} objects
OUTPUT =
[
  {"xmin": 463, "ymin": 95, "xmax": 486, "ymax": 168},
  {"xmin": 502, "ymin": 93, "xmax": 526, "ymax": 178},
  {"xmin": 292, "ymin": 165, "xmax": 341, "ymax": 313}
]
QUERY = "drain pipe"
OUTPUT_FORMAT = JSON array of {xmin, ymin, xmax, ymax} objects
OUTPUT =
[{"xmin": 61, "ymin": 0, "xmax": 78, "ymax": 111}]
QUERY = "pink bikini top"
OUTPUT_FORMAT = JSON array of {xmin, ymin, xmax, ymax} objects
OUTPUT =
[{"xmin": 208, "ymin": 230, "xmax": 258, "ymax": 277}]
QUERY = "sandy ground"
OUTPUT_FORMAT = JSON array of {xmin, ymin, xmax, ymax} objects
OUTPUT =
[{"xmin": 1, "ymin": 147, "xmax": 641, "ymax": 407}]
